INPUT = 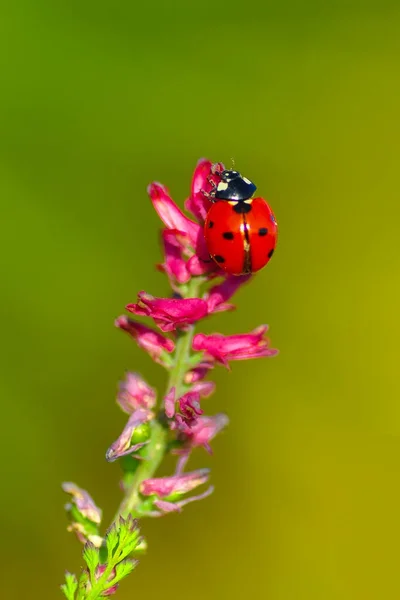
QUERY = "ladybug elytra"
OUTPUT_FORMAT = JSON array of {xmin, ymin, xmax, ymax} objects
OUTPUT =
[{"xmin": 204, "ymin": 168, "xmax": 277, "ymax": 276}]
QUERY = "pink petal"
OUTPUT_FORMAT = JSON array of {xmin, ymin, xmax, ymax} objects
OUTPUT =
[
  {"xmin": 205, "ymin": 275, "xmax": 252, "ymax": 313},
  {"xmin": 159, "ymin": 229, "xmax": 191, "ymax": 285},
  {"xmin": 148, "ymin": 182, "xmax": 200, "ymax": 247},
  {"xmin": 164, "ymin": 387, "xmax": 176, "ymax": 419},
  {"xmin": 62, "ymin": 483, "xmax": 102, "ymax": 524},
  {"xmin": 126, "ymin": 292, "xmax": 209, "ymax": 332},
  {"xmin": 192, "ymin": 326, "xmax": 278, "ymax": 365},
  {"xmin": 115, "ymin": 316, "xmax": 175, "ymax": 363},
  {"xmin": 184, "ymin": 159, "xmax": 225, "ymax": 222},
  {"xmin": 106, "ymin": 408, "xmax": 153, "ymax": 462},
  {"xmin": 117, "ymin": 372, "xmax": 156, "ymax": 413},
  {"xmin": 185, "ymin": 414, "xmax": 229, "ymax": 449},
  {"xmin": 190, "ymin": 380, "xmax": 216, "ymax": 398},
  {"xmin": 140, "ymin": 468, "xmax": 210, "ymax": 498}
]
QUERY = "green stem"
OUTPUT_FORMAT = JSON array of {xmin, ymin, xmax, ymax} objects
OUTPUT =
[{"xmin": 113, "ymin": 277, "xmax": 203, "ymax": 521}]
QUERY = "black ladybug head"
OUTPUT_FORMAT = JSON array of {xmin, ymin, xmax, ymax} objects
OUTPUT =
[{"xmin": 215, "ymin": 170, "xmax": 257, "ymax": 201}]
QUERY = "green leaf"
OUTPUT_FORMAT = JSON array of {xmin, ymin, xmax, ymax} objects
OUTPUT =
[
  {"xmin": 111, "ymin": 558, "xmax": 137, "ymax": 583},
  {"xmin": 105, "ymin": 524, "xmax": 119, "ymax": 560},
  {"xmin": 61, "ymin": 572, "xmax": 78, "ymax": 600},
  {"xmin": 82, "ymin": 542, "xmax": 100, "ymax": 577}
]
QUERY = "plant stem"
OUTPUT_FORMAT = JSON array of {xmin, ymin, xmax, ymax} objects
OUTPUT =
[{"xmin": 113, "ymin": 277, "xmax": 203, "ymax": 521}]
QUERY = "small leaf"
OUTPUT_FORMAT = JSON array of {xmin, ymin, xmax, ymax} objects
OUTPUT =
[
  {"xmin": 61, "ymin": 572, "xmax": 78, "ymax": 600},
  {"xmin": 105, "ymin": 524, "xmax": 119, "ymax": 560},
  {"xmin": 82, "ymin": 542, "xmax": 100, "ymax": 577},
  {"xmin": 110, "ymin": 559, "xmax": 137, "ymax": 584}
]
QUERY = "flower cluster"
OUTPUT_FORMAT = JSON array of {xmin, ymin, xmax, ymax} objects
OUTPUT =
[
  {"xmin": 107, "ymin": 158, "xmax": 278, "ymax": 516},
  {"xmin": 62, "ymin": 159, "xmax": 277, "ymax": 598}
]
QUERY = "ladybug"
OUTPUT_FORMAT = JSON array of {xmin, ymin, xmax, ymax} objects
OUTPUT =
[{"xmin": 204, "ymin": 169, "xmax": 277, "ymax": 275}]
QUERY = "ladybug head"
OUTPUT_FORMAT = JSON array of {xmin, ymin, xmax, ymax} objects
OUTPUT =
[{"xmin": 215, "ymin": 170, "xmax": 257, "ymax": 202}]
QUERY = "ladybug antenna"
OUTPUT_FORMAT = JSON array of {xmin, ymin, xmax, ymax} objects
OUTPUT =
[{"xmin": 230, "ymin": 156, "xmax": 236, "ymax": 170}]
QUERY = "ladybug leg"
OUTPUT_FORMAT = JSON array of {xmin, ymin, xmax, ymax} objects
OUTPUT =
[{"xmin": 200, "ymin": 187, "xmax": 215, "ymax": 200}]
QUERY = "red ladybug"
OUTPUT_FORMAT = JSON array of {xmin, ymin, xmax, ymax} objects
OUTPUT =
[{"xmin": 204, "ymin": 169, "xmax": 277, "ymax": 275}]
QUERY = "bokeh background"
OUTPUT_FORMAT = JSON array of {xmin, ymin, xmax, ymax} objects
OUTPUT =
[{"xmin": 1, "ymin": 1, "xmax": 400, "ymax": 598}]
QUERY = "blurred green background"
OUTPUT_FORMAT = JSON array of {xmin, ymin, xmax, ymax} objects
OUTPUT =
[{"xmin": 1, "ymin": 1, "xmax": 400, "ymax": 598}]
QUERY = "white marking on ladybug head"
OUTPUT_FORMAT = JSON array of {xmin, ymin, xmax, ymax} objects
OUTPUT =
[
  {"xmin": 217, "ymin": 182, "xmax": 228, "ymax": 191},
  {"xmin": 242, "ymin": 177, "xmax": 252, "ymax": 184}
]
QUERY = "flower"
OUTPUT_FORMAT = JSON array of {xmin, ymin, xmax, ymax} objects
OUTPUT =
[
  {"xmin": 148, "ymin": 182, "xmax": 200, "ymax": 248},
  {"xmin": 158, "ymin": 229, "xmax": 191, "ymax": 287},
  {"xmin": 179, "ymin": 413, "xmax": 229, "ymax": 453},
  {"xmin": 106, "ymin": 408, "xmax": 153, "ymax": 462},
  {"xmin": 62, "ymin": 483, "xmax": 102, "ymax": 524},
  {"xmin": 140, "ymin": 468, "xmax": 210, "ymax": 498},
  {"xmin": 204, "ymin": 275, "xmax": 251, "ymax": 313},
  {"xmin": 117, "ymin": 372, "xmax": 156, "ymax": 413},
  {"xmin": 151, "ymin": 486, "xmax": 214, "ymax": 515},
  {"xmin": 184, "ymin": 158, "xmax": 224, "ymax": 223},
  {"xmin": 184, "ymin": 361, "xmax": 215, "ymax": 384},
  {"xmin": 192, "ymin": 325, "xmax": 278, "ymax": 368},
  {"xmin": 115, "ymin": 315, "xmax": 174, "ymax": 365},
  {"xmin": 62, "ymin": 483, "xmax": 103, "ymax": 547},
  {"xmin": 126, "ymin": 292, "xmax": 209, "ymax": 332}
]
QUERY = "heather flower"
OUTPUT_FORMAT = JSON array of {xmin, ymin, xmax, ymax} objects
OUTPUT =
[
  {"xmin": 106, "ymin": 408, "xmax": 153, "ymax": 462},
  {"xmin": 115, "ymin": 315, "xmax": 174, "ymax": 365},
  {"xmin": 126, "ymin": 292, "xmax": 209, "ymax": 332},
  {"xmin": 205, "ymin": 274, "xmax": 252, "ymax": 313},
  {"xmin": 151, "ymin": 485, "xmax": 214, "ymax": 515},
  {"xmin": 179, "ymin": 413, "xmax": 229, "ymax": 453},
  {"xmin": 62, "ymin": 483, "xmax": 103, "ymax": 547},
  {"xmin": 184, "ymin": 360, "xmax": 215, "ymax": 383},
  {"xmin": 158, "ymin": 229, "xmax": 191, "ymax": 287},
  {"xmin": 62, "ymin": 483, "xmax": 102, "ymax": 524},
  {"xmin": 140, "ymin": 468, "xmax": 210, "ymax": 499},
  {"xmin": 184, "ymin": 158, "xmax": 224, "ymax": 223},
  {"xmin": 117, "ymin": 372, "xmax": 156, "ymax": 413},
  {"xmin": 192, "ymin": 325, "xmax": 278, "ymax": 368}
]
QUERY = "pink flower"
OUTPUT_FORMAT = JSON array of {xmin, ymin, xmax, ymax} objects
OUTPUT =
[
  {"xmin": 151, "ymin": 486, "xmax": 214, "ymax": 516},
  {"xmin": 205, "ymin": 275, "xmax": 251, "ymax": 313},
  {"xmin": 178, "ymin": 391, "xmax": 203, "ymax": 426},
  {"xmin": 106, "ymin": 408, "xmax": 153, "ymax": 462},
  {"xmin": 148, "ymin": 182, "xmax": 200, "ymax": 248},
  {"xmin": 184, "ymin": 158, "xmax": 224, "ymax": 223},
  {"xmin": 62, "ymin": 483, "xmax": 102, "ymax": 524},
  {"xmin": 158, "ymin": 229, "xmax": 191, "ymax": 286},
  {"xmin": 149, "ymin": 163, "xmax": 224, "ymax": 279},
  {"xmin": 184, "ymin": 361, "xmax": 215, "ymax": 384},
  {"xmin": 115, "ymin": 315, "xmax": 174, "ymax": 365},
  {"xmin": 164, "ymin": 389, "xmax": 205, "ymax": 430},
  {"xmin": 190, "ymin": 380, "xmax": 216, "ymax": 398},
  {"xmin": 126, "ymin": 292, "xmax": 209, "ymax": 332},
  {"xmin": 192, "ymin": 325, "xmax": 278, "ymax": 368},
  {"xmin": 181, "ymin": 413, "xmax": 229, "ymax": 453},
  {"xmin": 117, "ymin": 372, "xmax": 156, "ymax": 413},
  {"xmin": 140, "ymin": 468, "xmax": 210, "ymax": 498}
]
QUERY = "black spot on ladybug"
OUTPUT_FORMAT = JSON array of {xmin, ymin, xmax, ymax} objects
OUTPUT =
[
  {"xmin": 222, "ymin": 232, "xmax": 234, "ymax": 240},
  {"xmin": 214, "ymin": 255, "xmax": 226, "ymax": 263},
  {"xmin": 233, "ymin": 202, "xmax": 252, "ymax": 214},
  {"xmin": 208, "ymin": 221, "xmax": 214, "ymax": 228},
  {"xmin": 268, "ymin": 249, "xmax": 274, "ymax": 258},
  {"xmin": 258, "ymin": 228, "xmax": 268, "ymax": 236}
]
